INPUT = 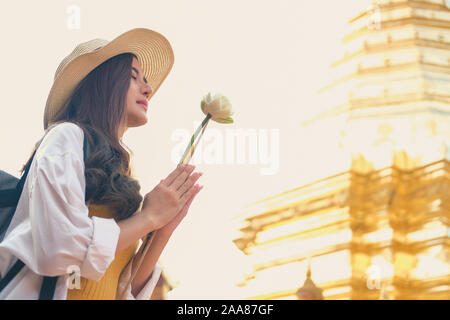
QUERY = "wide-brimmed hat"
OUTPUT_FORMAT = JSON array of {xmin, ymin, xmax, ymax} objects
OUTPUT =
[{"xmin": 43, "ymin": 28, "xmax": 174, "ymax": 129}]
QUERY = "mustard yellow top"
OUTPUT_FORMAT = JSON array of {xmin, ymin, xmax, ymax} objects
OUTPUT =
[{"xmin": 66, "ymin": 204, "xmax": 139, "ymax": 300}]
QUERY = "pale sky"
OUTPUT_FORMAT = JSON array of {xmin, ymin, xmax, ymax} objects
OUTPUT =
[{"xmin": 0, "ymin": 0, "xmax": 371, "ymax": 299}]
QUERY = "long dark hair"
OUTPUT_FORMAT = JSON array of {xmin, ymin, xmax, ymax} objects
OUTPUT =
[{"xmin": 21, "ymin": 53, "xmax": 143, "ymax": 221}]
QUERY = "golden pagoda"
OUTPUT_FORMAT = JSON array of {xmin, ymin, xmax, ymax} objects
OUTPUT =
[
  {"xmin": 296, "ymin": 261, "xmax": 324, "ymax": 300},
  {"xmin": 232, "ymin": 0, "xmax": 450, "ymax": 300}
]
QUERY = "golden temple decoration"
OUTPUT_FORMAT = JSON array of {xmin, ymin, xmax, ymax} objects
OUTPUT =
[
  {"xmin": 296, "ymin": 261, "xmax": 324, "ymax": 300},
  {"xmin": 232, "ymin": 1, "xmax": 450, "ymax": 299}
]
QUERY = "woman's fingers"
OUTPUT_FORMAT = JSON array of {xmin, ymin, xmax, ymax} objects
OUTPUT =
[
  {"xmin": 180, "ymin": 184, "xmax": 202, "ymax": 215},
  {"xmin": 176, "ymin": 171, "xmax": 202, "ymax": 197},
  {"xmin": 169, "ymin": 165, "xmax": 196, "ymax": 191},
  {"xmin": 159, "ymin": 163, "xmax": 203, "ymax": 212},
  {"xmin": 184, "ymin": 185, "xmax": 201, "ymax": 209},
  {"xmin": 159, "ymin": 186, "xmax": 202, "ymax": 235},
  {"xmin": 163, "ymin": 164, "xmax": 189, "ymax": 187},
  {"xmin": 176, "ymin": 187, "xmax": 199, "ymax": 222},
  {"xmin": 180, "ymin": 183, "xmax": 202, "ymax": 204}
]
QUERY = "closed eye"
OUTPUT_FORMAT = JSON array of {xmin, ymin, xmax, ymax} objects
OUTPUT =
[{"xmin": 132, "ymin": 67, "xmax": 148, "ymax": 83}]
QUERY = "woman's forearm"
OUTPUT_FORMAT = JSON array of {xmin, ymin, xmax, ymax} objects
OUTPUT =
[
  {"xmin": 115, "ymin": 211, "xmax": 155, "ymax": 255},
  {"xmin": 130, "ymin": 231, "xmax": 171, "ymax": 297}
]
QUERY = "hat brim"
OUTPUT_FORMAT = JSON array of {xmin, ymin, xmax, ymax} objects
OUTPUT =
[{"xmin": 44, "ymin": 28, "xmax": 174, "ymax": 129}]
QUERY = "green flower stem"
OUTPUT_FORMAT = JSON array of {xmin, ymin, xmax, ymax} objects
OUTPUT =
[{"xmin": 178, "ymin": 113, "xmax": 212, "ymax": 165}]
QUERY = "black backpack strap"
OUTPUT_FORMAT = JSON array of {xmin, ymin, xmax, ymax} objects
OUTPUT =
[
  {"xmin": 0, "ymin": 150, "xmax": 39, "ymax": 297},
  {"xmin": 0, "ymin": 149, "xmax": 38, "ymax": 208},
  {"xmin": 0, "ymin": 259, "xmax": 24, "ymax": 292},
  {"xmin": 0, "ymin": 259, "xmax": 57, "ymax": 300},
  {"xmin": 39, "ymin": 276, "xmax": 58, "ymax": 300},
  {"xmin": 0, "ymin": 189, "xmax": 22, "ymax": 207}
]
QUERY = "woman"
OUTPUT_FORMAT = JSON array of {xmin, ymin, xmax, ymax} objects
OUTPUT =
[{"xmin": 0, "ymin": 28, "xmax": 203, "ymax": 299}]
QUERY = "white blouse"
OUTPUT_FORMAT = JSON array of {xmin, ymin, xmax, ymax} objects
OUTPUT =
[{"xmin": 0, "ymin": 122, "xmax": 161, "ymax": 300}]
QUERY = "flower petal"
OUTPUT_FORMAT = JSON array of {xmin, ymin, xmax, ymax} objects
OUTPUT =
[{"xmin": 200, "ymin": 92, "xmax": 233, "ymax": 123}]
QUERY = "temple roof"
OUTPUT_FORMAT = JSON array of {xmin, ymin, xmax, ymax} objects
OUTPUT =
[{"xmin": 296, "ymin": 262, "xmax": 324, "ymax": 300}]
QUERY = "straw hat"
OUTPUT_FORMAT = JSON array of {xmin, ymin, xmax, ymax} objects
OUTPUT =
[{"xmin": 43, "ymin": 28, "xmax": 174, "ymax": 129}]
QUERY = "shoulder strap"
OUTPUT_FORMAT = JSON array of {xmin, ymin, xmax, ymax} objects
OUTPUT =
[
  {"xmin": 0, "ymin": 259, "xmax": 24, "ymax": 293},
  {"xmin": 0, "ymin": 128, "xmax": 89, "ymax": 300},
  {"xmin": 39, "ymin": 276, "xmax": 59, "ymax": 300},
  {"xmin": 0, "ymin": 261, "xmax": 58, "ymax": 300}
]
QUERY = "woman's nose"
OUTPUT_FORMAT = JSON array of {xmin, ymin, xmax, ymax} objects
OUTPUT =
[{"xmin": 142, "ymin": 83, "xmax": 153, "ymax": 98}]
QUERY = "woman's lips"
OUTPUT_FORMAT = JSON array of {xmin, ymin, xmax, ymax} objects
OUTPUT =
[{"xmin": 137, "ymin": 101, "xmax": 148, "ymax": 111}]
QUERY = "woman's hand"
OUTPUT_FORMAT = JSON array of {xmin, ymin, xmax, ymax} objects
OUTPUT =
[
  {"xmin": 157, "ymin": 181, "xmax": 203, "ymax": 238},
  {"xmin": 141, "ymin": 164, "xmax": 203, "ymax": 231}
]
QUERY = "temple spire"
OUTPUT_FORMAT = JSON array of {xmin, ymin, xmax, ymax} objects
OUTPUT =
[{"xmin": 296, "ymin": 259, "xmax": 324, "ymax": 300}]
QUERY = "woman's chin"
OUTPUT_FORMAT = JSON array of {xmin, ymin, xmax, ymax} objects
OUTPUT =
[{"xmin": 129, "ymin": 115, "xmax": 148, "ymax": 128}]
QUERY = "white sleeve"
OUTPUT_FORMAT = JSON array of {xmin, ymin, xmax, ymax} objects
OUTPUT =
[
  {"xmin": 116, "ymin": 259, "xmax": 162, "ymax": 300},
  {"xmin": 26, "ymin": 122, "xmax": 120, "ymax": 281}
]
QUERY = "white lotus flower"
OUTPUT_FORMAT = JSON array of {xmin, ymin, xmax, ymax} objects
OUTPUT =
[{"xmin": 201, "ymin": 92, "xmax": 234, "ymax": 123}]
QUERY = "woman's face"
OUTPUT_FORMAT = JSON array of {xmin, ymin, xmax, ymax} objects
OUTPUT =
[{"xmin": 123, "ymin": 57, "xmax": 153, "ymax": 133}]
